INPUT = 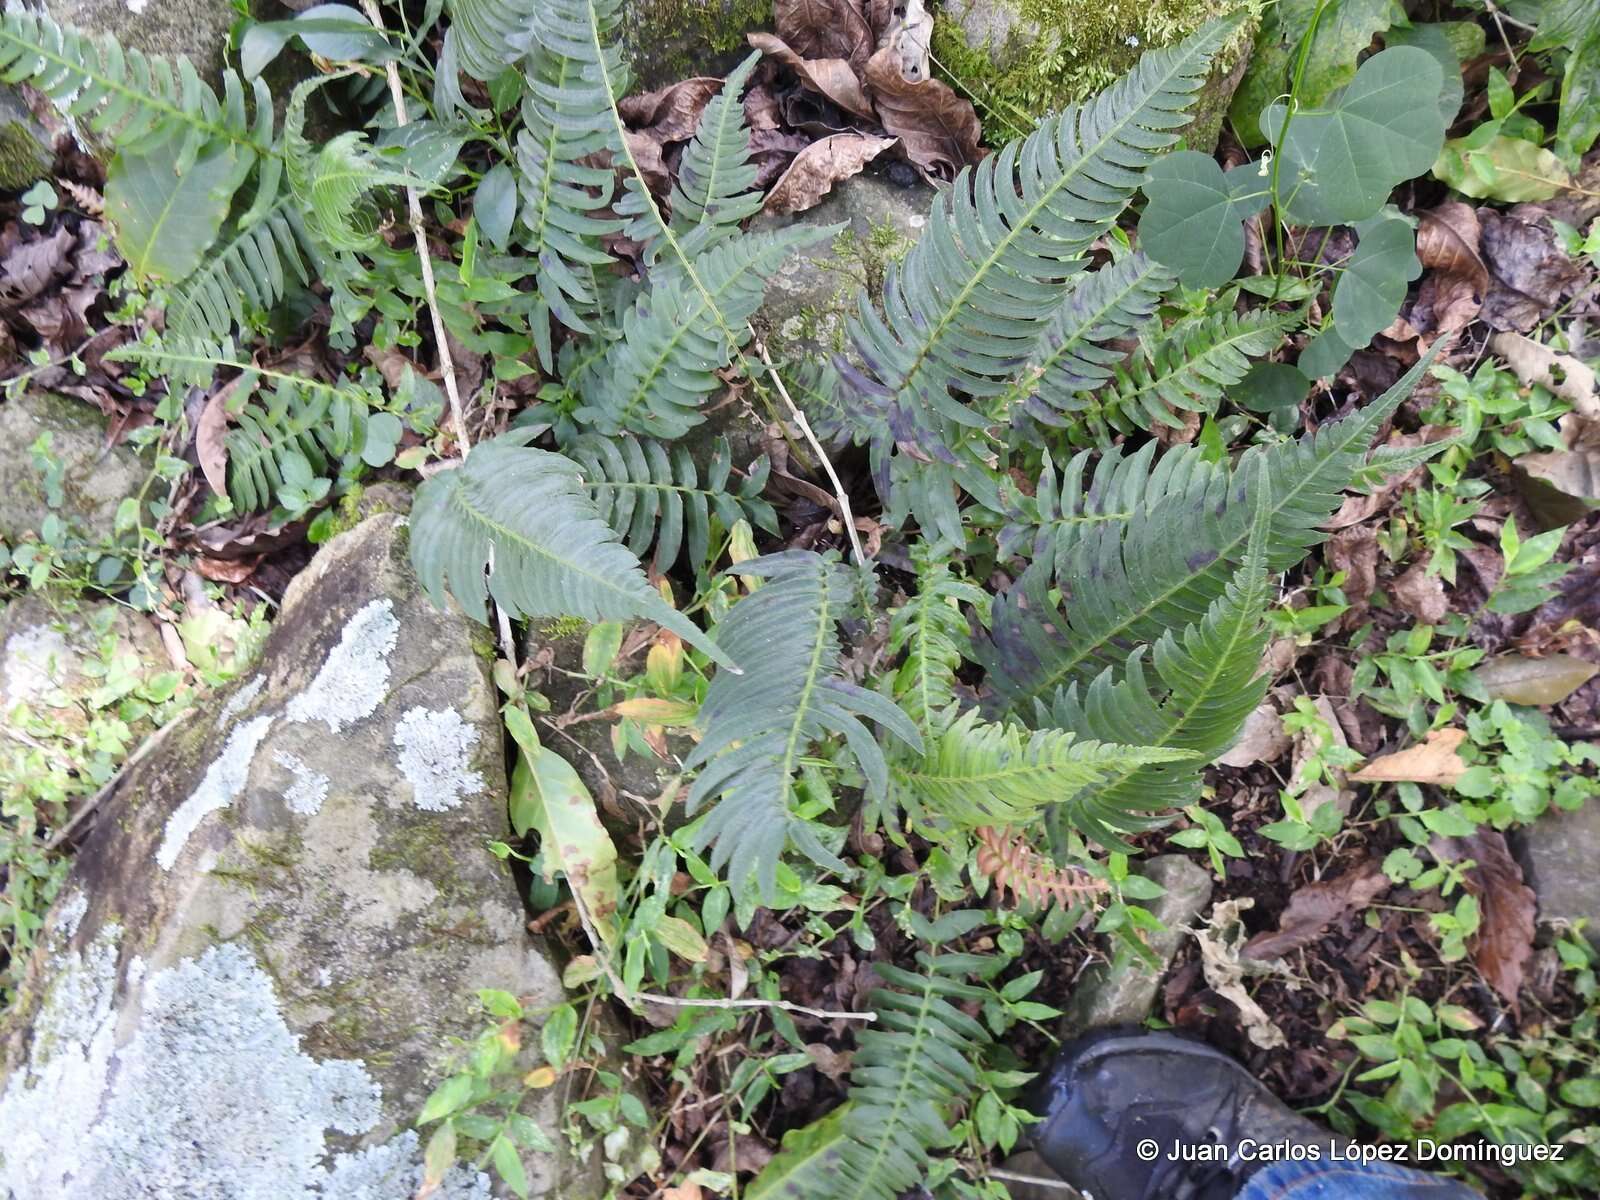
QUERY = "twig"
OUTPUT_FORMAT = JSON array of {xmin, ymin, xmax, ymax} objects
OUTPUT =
[
  {"xmin": 749, "ymin": 331, "xmax": 868, "ymax": 568},
  {"xmin": 360, "ymin": 0, "xmax": 472, "ymax": 458},
  {"xmin": 986, "ymin": 1167, "xmax": 1080, "ymax": 1194}
]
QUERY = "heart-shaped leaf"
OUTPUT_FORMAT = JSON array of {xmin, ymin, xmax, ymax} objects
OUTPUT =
[
  {"xmin": 1266, "ymin": 47, "xmax": 1446, "ymax": 226},
  {"xmin": 1333, "ymin": 213, "xmax": 1421, "ymax": 345},
  {"xmin": 1138, "ymin": 151, "xmax": 1269, "ymax": 288}
]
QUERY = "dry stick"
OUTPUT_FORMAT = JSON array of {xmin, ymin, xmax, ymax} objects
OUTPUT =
[
  {"xmin": 749, "ymin": 331, "xmax": 868, "ymax": 568},
  {"xmin": 986, "ymin": 1167, "xmax": 1079, "ymax": 1193},
  {"xmin": 360, "ymin": 0, "xmax": 472, "ymax": 457}
]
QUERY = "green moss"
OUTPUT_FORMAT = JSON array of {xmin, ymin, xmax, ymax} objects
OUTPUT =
[
  {"xmin": 932, "ymin": 0, "xmax": 1258, "ymax": 147},
  {"xmin": 0, "ymin": 119, "xmax": 47, "ymax": 191},
  {"xmin": 369, "ymin": 820, "xmax": 478, "ymax": 905},
  {"xmin": 539, "ymin": 615, "xmax": 590, "ymax": 641},
  {"xmin": 621, "ymin": 0, "xmax": 774, "ymax": 90}
]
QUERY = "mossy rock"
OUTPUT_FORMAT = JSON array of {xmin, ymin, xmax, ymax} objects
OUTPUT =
[
  {"xmin": 0, "ymin": 392, "xmax": 152, "ymax": 545},
  {"xmin": 44, "ymin": 0, "xmax": 239, "ymax": 81},
  {"xmin": 0, "ymin": 87, "xmax": 50, "ymax": 192},
  {"xmin": 933, "ymin": 0, "xmax": 1260, "ymax": 150},
  {"xmin": 621, "ymin": 0, "xmax": 774, "ymax": 91}
]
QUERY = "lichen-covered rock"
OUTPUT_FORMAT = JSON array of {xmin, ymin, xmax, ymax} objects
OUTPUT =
[
  {"xmin": 1059, "ymin": 855, "xmax": 1214, "ymax": 1033},
  {"xmin": 0, "ymin": 393, "xmax": 150, "ymax": 546},
  {"xmin": 1521, "ymin": 802, "xmax": 1600, "ymax": 946},
  {"xmin": 751, "ymin": 166, "xmax": 933, "ymax": 363},
  {"xmin": 621, "ymin": 0, "xmax": 774, "ymax": 91},
  {"xmin": 44, "ymin": 0, "xmax": 238, "ymax": 81},
  {"xmin": 932, "ymin": 0, "xmax": 1258, "ymax": 150},
  {"xmin": 0, "ymin": 507, "xmax": 600, "ymax": 1198},
  {"xmin": 0, "ymin": 594, "xmax": 166, "ymax": 736}
]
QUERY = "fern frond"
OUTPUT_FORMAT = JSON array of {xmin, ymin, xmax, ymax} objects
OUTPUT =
[
  {"xmin": 166, "ymin": 203, "xmax": 316, "ymax": 349},
  {"xmin": 885, "ymin": 547, "xmax": 987, "ymax": 735},
  {"xmin": 563, "ymin": 431, "xmax": 776, "ymax": 574},
  {"xmin": 685, "ymin": 552, "xmax": 921, "ymax": 896},
  {"xmin": 995, "ymin": 441, "xmax": 1161, "ymax": 563},
  {"xmin": 1038, "ymin": 467, "xmax": 1276, "ymax": 849},
  {"xmin": 515, "ymin": 25, "xmax": 622, "ymax": 350},
  {"xmin": 667, "ymin": 52, "xmax": 762, "ymax": 246},
  {"xmin": 408, "ymin": 432, "xmax": 736, "ymax": 669},
  {"xmin": 974, "ymin": 826, "xmax": 1110, "ymax": 911},
  {"xmin": 577, "ymin": 225, "xmax": 836, "ymax": 438},
  {"xmin": 838, "ymin": 17, "xmax": 1239, "ymax": 460},
  {"xmin": 442, "ymin": 0, "xmax": 540, "ymax": 83},
  {"xmin": 285, "ymin": 81, "xmax": 418, "ymax": 254},
  {"xmin": 976, "ymin": 351, "xmax": 1437, "ymax": 717},
  {"xmin": 1005, "ymin": 251, "xmax": 1174, "ymax": 427},
  {"xmin": 747, "ymin": 910, "xmax": 995, "ymax": 1200},
  {"xmin": 886, "ymin": 707, "xmax": 1193, "ymax": 831},
  {"xmin": 1091, "ymin": 306, "xmax": 1299, "ymax": 432},
  {"xmin": 224, "ymin": 375, "xmax": 370, "ymax": 513}
]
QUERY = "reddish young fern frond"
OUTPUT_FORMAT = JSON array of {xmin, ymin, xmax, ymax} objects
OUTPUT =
[{"xmin": 974, "ymin": 826, "xmax": 1111, "ymax": 911}]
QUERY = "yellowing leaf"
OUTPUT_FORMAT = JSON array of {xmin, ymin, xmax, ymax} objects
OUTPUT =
[
  {"xmin": 1472, "ymin": 654, "xmax": 1599, "ymax": 706},
  {"xmin": 1351, "ymin": 728, "xmax": 1468, "ymax": 786},
  {"xmin": 1434, "ymin": 134, "xmax": 1571, "ymax": 202},
  {"xmin": 523, "ymin": 1065, "xmax": 558, "ymax": 1089},
  {"xmin": 612, "ymin": 697, "xmax": 698, "ymax": 725},
  {"xmin": 652, "ymin": 914, "xmax": 710, "ymax": 963},
  {"xmin": 511, "ymin": 747, "xmax": 621, "ymax": 945}
]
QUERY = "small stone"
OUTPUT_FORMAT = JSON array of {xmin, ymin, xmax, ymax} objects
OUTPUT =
[
  {"xmin": 1060, "ymin": 855, "xmax": 1214, "ymax": 1033},
  {"xmin": 0, "ymin": 594, "xmax": 166, "ymax": 736},
  {"xmin": 1521, "ymin": 803, "xmax": 1600, "ymax": 946},
  {"xmin": 44, "ymin": 0, "xmax": 238, "ymax": 82}
]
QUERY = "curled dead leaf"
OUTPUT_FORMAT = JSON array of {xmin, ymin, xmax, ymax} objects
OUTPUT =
[
  {"xmin": 1389, "ymin": 560, "xmax": 1450, "ymax": 624},
  {"xmin": 775, "ymin": 0, "xmax": 876, "ymax": 73},
  {"xmin": 1351, "ymin": 727, "xmax": 1468, "ymax": 787},
  {"xmin": 863, "ymin": 46, "xmax": 982, "ymax": 181},
  {"xmin": 1472, "ymin": 653, "xmax": 1599, "ymax": 706},
  {"xmin": 1491, "ymin": 330, "xmax": 1599, "ymax": 419},
  {"xmin": 1215, "ymin": 702, "xmax": 1290, "ymax": 768},
  {"xmin": 762, "ymin": 132, "xmax": 895, "ymax": 215},
  {"xmin": 1417, "ymin": 202, "xmax": 1488, "ymax": 288},
  {"xmin": 746, "ymin": 32, "xmax": 875, "ymax": 119},
  {"xmin": 619, "ymin": 76, "xmax": 724, "ymax": 142},
  {"xmin": 1242, "ymin": 859, "xmax": 1390, "ymax": 961},
  {"xmin": 1431, "ymin": 831, "xmax": 1536, "ymax": 1015}
]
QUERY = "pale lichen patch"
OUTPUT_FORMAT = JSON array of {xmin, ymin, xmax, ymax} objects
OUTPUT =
[
  {"xmin": 392, "ymin": 706, "xmax": 485, "ymax": 812},
  {"xmin": 275, "ymin": 750, "xmax": 331, "ymax": 816},
  {"xmin": 219, "ymin": 674, "xmax": 266, "ymax": 724},
  {"xmin": 156, "ymin": 714, "xmax": 275, "ymax": 871},
  {"xmin": 286, "ymin": 599, "xmax": 399, "ymax": 733},
  {"xmin": 2, "ymin": 624, "xmax": 69, "ymax": 705}
]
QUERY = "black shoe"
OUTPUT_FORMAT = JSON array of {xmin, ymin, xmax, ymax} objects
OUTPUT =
[{"xmin": 1027, "ymin": 1030, "xmax": 1337, "ymax": 1200}]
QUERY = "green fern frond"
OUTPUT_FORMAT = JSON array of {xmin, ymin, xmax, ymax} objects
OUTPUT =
[
  {"xmin": 686, "ymin": 552, "xmax": 921, "ymax": 896},
  {"xmin": 166, "ymin": 203, "xmax": 316, "ymax": 350},
  {"xmin": 1005, "ymin": 252, "xmax": 1174, "ymax": 427},
  {"xmin": 887, "ymin": 707, "xmax": 1194, "ymax": 832},
  {"xmin": 976, "ymin": 351, "xmax": 1437, "ymax": 716},
  {"xmin": 563, "ymin": 431, "xmax": 776, "ymax": 574},
  {"xmin": 838, "ymin": 17, "xmax": 1239, "ymax": 461},
  {"xmin": 885, "ymin": 547, "xmax": 987, "ymax": 736},
  {"xmin": 1092, "ymin": 306, "xmax": 1299, "ymax": 432},
  {"xmin": 285, "ymin": 80, "xmax": 419, "ymax": 254},
  {"xmin": 408, "ymin": 432, "xmax": 736, "ymax": 669},
  {"xmin": 667, "ymin": 52, "xmax": 762, "ymax": 245},
  {"xmin": 442, "ymin": 0, "xmax": 540, "ymax": 83},
  {"xmin": 577, "ymin": 225, "xmax": 837, "ymax": 438},
  {"xmin": 748, "ymin": 910, "xmax": 995, "ymax": 1200},
  {"xmin": 1040, "ymin": 470, "xmax": 1276, "ymax": 848},
  {"xmin": 224, "ymin": 375, "xmax": 370, "ymax": 513}
]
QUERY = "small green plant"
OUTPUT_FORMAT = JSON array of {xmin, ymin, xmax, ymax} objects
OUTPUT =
[{"xmin": 19, "ymin": 179, "xmax": 55, "ymax": 225}]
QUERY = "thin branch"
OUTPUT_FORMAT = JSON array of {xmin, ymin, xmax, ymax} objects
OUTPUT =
[
  {"xmin": 749, "ymin": 331, "xmax": 868, "ymax": 568},
  {"xmin": 360, "ymin": 0, "xmax": 472, "ymax": 458}
]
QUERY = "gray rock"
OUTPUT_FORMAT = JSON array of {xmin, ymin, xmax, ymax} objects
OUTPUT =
[
  {"xmin": 1060, "ymin": 855, "xmax": 1213, "ymax": 1033},
  {"xmin": 0, "ymin": 393, "xmax": 150, "ymax": 546},
  {"xmin": 620, "ymin": 0, "xmax": 773, "ymax": 92},
  {"xmin": 0, "ymin": 87, "xmax": 51, "ymax": 191},
  {"xmin": 1521, "ymin": 804, "xmax": 1600, "ymax": 945},
  {"xmin": 0, "ymin": 594, "xmax": 166, "ymax": 736},
  {"xmin": 44, "ymin": 0, "xmax": 237, "ymax": 82},
  {"xmin": 751, "ymin": 166, "xmax": 934, "ymax": 363},
  {"xmin": 0, "ymin": 510, "xmax": 604, "ymax": 1198}
]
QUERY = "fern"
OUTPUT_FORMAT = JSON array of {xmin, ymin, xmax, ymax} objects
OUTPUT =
[
  {"xmin": 1089, "ymin": 305, "xmax": 1300, "ymax": 432},
  {"xmin": 165, "ymin": 203, "xmax": 317, "ymax": 352},
  {"xmin": 836, "ymin": 17, "xmax": 1240, "ymax": 475},
  {"xmin": 667, "ymin": 52, "xmax": 763, "ymax": 246},
  {"xmin": 884, "ymin": 548, "xmax": 987, "ymax": 736},
  {"xmin": 886, "ymin": 707, "xmax": 1193, "ymax": 832},
  {"xmin": 409, "ymin": 432, "xmax": 736, "ymax": 669},
  {"xmin": 684, "ymin": 552, "xmax": 921, "ymax": 896},
  {"xmin": 563, "ymin": 431, "xmax": 776, "ymax": 574},
  {"xmin": 748, "ymin": 910, "xmax": 995, "ymax": 1200},
  {"xmin": 442, "ymin": 0, "xmax": 539, "ymax": 83},
  {"xmin": 577, "ymin": 225, "xmax": 836, "ymax": 438},
  {"xmin": 976, "ymin": 352, "xmax": 1437, "ymax": 723},
  {"xmin": 224, "ymin": 375, "xmax": 370, "ymax": 514}
]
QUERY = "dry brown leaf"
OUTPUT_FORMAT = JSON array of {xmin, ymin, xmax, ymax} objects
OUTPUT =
[
  {"xmin": 1472, "ymin": 653, "xmax": 1599, "ymax": 706},
  {"xmin": 0, "ymin": 225, "xmax": 73, "ymax": 311},
  {"xmin": 195, "ymin": 375, "xmax": 246, "ymax": 497},
  {"xmin": 1326, "ymin": 525, "xmax": 1378, "ymax": 606},
  {"xmin": 863, "ymin": 46, "xmax": 982, "ymax": 181},
  {"xmin": 1390, "ymin": 560, "xmax": 1450, "ymax": 624},
  {"xmin": 775, "ymin": 0, "xmax": 876, "ymax": 73},
  {"xmin": 1417, "ymin": 202, "xmax": 1488, "ymax": 288},
  {"xmin": 1491, "ymin": 330, "xmax": 1599, "ymax": 419},
  {"xmin": 1242, "ymin": 860, "xmax": 1390, "ymax": 961},
  {"xmin": 662, "ymin": 1185, "xmax": 702, "ymax": 1200},
  {"xmin": 194, "ymin": 555, "xmax": 257, "ymax": 584},
  {"xmin": 885, "ymin": 0, "xmax": 933, "ymax": 82},
  {"xmin": 762, "ymin": 132, "xmax": 895, "ymax": 215},
  {"xmin": 619, "ymin": 77, "xmax": 723, "ymax": 142},
  {"xmin": 746, "ymin": 32, "xmax": 875, "ymax": 119},
  {"xmin": 1351, "ymin": 727, "xmax": 1468, "ymax": 786},
  {"xmin": 1215, "ymin": 702, "xmax": 1290, "ymax": 768},
  {"xmin": 1432, "ymin": 831, "xmax": 1536, "ymax": 1015}
]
